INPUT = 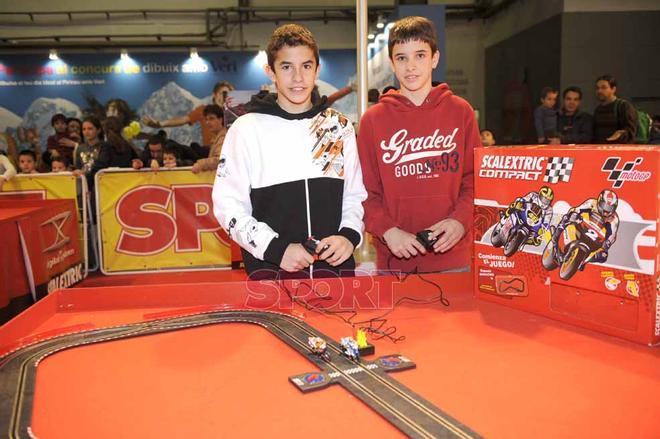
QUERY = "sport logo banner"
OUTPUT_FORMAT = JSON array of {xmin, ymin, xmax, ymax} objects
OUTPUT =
[
  {"xmin": 96, "ymin": 169, "xmax": 231, "ymax": 274},
  {"xmin": 601, "ymin": 157, "xmax": 651, "ymax": 188}
]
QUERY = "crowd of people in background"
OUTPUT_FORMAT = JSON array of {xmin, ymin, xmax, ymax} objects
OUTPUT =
[
  {"xmin": 1, "ymin": 72, "xmax": 659, "ymax": 191},
  {"xmin": 481, "ymin": 74, "xmax": 659, "ymax": 147},
  {"xmin": 0, "ymin": 83, "xmax": 235, "ymax": 192}
]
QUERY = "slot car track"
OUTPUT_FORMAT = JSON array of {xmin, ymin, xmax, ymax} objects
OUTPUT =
[{"xmin": 0, "ymin": 310, "xmax": 480, "ymax": 439}]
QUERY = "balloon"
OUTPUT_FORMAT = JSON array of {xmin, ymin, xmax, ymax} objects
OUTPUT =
[
  {"xmin": 129, "ymin": 121, "xmax": 141, "ymax": 136},
  {"xmin": 122, "ymin": 121, "xmax": 141, "ymax": 140}
]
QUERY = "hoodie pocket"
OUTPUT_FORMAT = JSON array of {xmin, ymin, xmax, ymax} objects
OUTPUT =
[{"xmin": 395, "ymin": 195, "xmax": 452, "ymax": 232}]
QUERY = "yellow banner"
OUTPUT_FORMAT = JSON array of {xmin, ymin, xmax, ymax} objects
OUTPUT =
[
  {"xmin": 96, "ymin": 168, "xmax": 230, "ymax": 274},
  {"xmin": 0, "ymin": 173, "xmax": 79, "ymax": 204}
]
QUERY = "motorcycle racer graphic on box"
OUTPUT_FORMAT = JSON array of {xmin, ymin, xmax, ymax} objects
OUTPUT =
[
  {"xmin": 542, "ymin": 189, "xmax": 619, "ymax": 280},
  {"xmin": 491, "ymin": 186, "xmax": 555, "ymax": 256}
]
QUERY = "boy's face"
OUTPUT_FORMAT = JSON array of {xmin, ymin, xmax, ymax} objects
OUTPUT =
[
  {"xmin": 204, "ymin": 114, "xmax": 223, "ymax": 133},
  {"xmin": 390, "ymin": 40, "xmax": 439, "ymax": 94},
  {"xmin": 480, "ymin": 130, "xmax": 495, "ymax": 146},
  {"xmin": 53, "ymin": 119, "xmax": 67, "ymax": 134},
  {"xmin": 68, "ymin": 120, "xmax": 81, "ymax": 136},
  {"xmin": 266, "ymin": 45, "xmax": 320, "ymax": 111},
  {"xmin": 163, "ymin": 153, "xmax": 177, "ymax": 168},
  {"xmin": 51, "ymin": 160, "xmax": 66, "ymax": 172},
  {"xmin": 19, "ymin": 155, "xmax": 35, "ymax": 173},
  {"xmin": 541, "ymin": 92, "xmax": 557, "ymax": 108}
]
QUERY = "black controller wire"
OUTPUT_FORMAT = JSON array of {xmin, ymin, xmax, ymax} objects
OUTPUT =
[{"xmin": 276, "ymin": 254, "xmax": 450, "ymax": 344}]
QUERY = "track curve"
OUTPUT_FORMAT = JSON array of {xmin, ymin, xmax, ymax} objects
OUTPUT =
[{"xmin": 0, "ymin": 310, "xmax": 479, "ymax": 439}]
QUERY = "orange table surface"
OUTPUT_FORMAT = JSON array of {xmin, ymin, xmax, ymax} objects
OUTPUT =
[{"xmin": 2, "ymin": 273, "xmax": 659, "ymax": 439}]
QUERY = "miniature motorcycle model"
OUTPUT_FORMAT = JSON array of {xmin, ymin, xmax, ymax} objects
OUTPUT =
[
  {"xmin": 308, "ymin": 336, "xmax": 331, "ymax": 362},
  {"xmin": 542, "ymin": 210, "xmax": 607, "ymax": 280},
  {"xmin": 340, "ymin": 337, "xmax": 360, "ymax": 362},
  {"xmin": 491, "ymin": 201, "xmax": 546, "ymax": 257}
]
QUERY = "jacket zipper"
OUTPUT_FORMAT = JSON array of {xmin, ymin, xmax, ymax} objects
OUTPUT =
[{"xmin": 304, "ymin": 178, "xmax": 313, "ymax": 279}]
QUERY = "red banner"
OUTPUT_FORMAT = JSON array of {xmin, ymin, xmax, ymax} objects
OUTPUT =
[
  {"xmin": 0, "ymin": 199, "xmax": 83, "ymax": 322},
  {"xmin": 473, "ymin": 145, "xmax": 658, "ymax": 345}
]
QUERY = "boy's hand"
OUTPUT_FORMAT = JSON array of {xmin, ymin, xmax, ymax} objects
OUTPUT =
[
  {"xmin": 150, "ymin": 159, "xmax": 160, "ymax": 170},
  {"xmin": 132, "ymin": 159, "xmax": 144, "ymax": 169},
  {"xmin": 383, "ymin": 227, "xmax": 426, "ymax": 259},
  {"xmin": 317, "ymin": 235, "xmax": 354, "ymax": 267},
  {"xmin": 281, "ymin": 244, "xmax": 314, "ymax": 272},
  {"xmin": 429, "ymin": 219, "xmax": 465, "ymax": 253}
]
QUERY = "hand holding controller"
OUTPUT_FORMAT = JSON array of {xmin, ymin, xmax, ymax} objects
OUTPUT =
[
  {"xmin": 415, "ymin": 229, "xmax": 439, "ymax": 251},
  {"xmin": 303, "ymin": 236, "xmax": 330, "ymax": 259}
]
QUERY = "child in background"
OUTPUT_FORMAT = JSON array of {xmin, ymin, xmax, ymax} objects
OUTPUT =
[
  {"xmin": 50, "ymin": 157, "xmax": 69, "ymax": 173},
  {"xmin": 17, "ymin": 127, "xmax": 41, "ymax": 157},
  {"xmin": 162, "ymin": 146, "xmax": 180, "ymax": 169},
  {"xmin": 67, "ymin": 118, "xmax": 83, "ymax": 144},
  {"xmin": 18, "ymin": 150, "xmax": 39, "ymax": 174},
  {"xmin": 0, "ymin": 151, "xmax": 17, "ymax": 190},
  {"xmin": 480, "ymin": 129, "xmax": 496, "ymax": 146},
  {"xmin": 73, "ymin": 116, "xmax": 104, "ymax": 175},
  {"xmin": 534, "ymin": 87, "xmax": 559, "ymax": 143},
  {"xmin": 46, "ymin": 114, "xmax": 74, "ymax": 162}
]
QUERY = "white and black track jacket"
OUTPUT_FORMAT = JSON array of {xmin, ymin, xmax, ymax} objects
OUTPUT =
[{"xmin": 212, "ymin": 94, "xmax": 367, "ymax": 278}]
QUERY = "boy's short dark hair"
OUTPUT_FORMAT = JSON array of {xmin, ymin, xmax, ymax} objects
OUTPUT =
[
  {"xmin": 213, "ymin": 81, "xmax": 235, "ymax": 94},
  {"xmin": 51, "ymin": 113, "xmax": 66, "ymax": 126},
  {"xmin": 266, "ymin": 24, "xmax": 320, "ymax": 69},
  {"xmin": 19, "ymin": 150, "xmax": 37, "ymax": 161},
  {"xmin": 51, "ymin": 156, "xmax": 69, "ymax": 167},
  {"xmin": 596, "ymin": 74, "xmax": 616, "ymax": 88},
  {"xmin": 147, "ymin": 134, "xmax": 164, "ymax": 146},
  {"xmin": 66, "ymin": 117, "xmax": 81, "ymax": 125},
  {"xmin": 388, "ymin": 16, "xmax": 438, "ymax": 59},
  {"xmin": 203, "ymin": 104, "xmax": 224, "ymax": 119},
  {"xmin": 540, "ymin": 87, "xmax": 558, "ymax": 99},
  {"xmin": 563, "ymin": 86, "xmax": 583, "ymax": 99}
]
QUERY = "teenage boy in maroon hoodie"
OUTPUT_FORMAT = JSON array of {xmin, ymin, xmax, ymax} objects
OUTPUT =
[{"xmin": 357, "ymin": 16, "xmax": 481, "ymax": 273}]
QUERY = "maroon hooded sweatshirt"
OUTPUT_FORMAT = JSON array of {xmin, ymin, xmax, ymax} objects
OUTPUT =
[{"xmin": 357, "ymin": 84, "xmax": 481, "ymax": 272}]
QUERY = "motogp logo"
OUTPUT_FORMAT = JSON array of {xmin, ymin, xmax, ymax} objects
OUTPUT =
[{"xmin": 601, "ymin": 157, "xmax": 651, "ymax": 188}]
